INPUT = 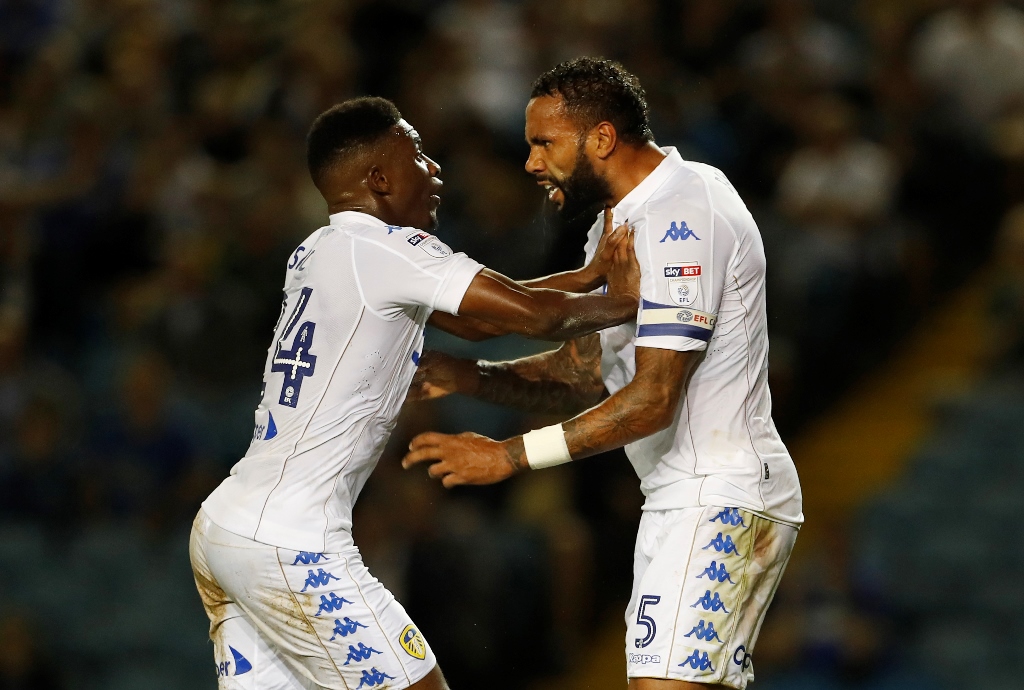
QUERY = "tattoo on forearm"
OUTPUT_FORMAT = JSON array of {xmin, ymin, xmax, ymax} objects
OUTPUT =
[
  {"xmin": 473, "ymin": 334, "xmax": 605, "ymax": 415},
  {"xmin": 503, "ymin": 436, "xmax": 528, "ymax": 472},
  {"xmin": 562, "ymin": 390, "xmax": 653, "ymax": 458},
  {"xmin": 558, "ymin": 347, "xmax": 696, "ymax": 461}
]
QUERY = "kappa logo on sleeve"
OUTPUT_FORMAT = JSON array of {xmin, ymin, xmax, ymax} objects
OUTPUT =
[{"xmin": 659, "ymin": 221, "xmax": 700, "ymax": 242}]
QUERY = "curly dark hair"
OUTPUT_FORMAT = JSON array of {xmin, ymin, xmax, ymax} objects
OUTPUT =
[
  {"xmin": 531, "ymin": 57, "xmax": 653, "ymax": 146},
  {"xmin": 307, "ymin": 97, "xmax": 402, "ymax": 186}
]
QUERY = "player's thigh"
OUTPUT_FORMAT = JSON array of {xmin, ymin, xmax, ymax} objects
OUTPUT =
[
  {"xmin": 213, "ymin": 540, "xmax": 437, "ymax": 687},
  {"xmin": 625, "ymin": 507, "xmax": 797, "ymax": 689},
  {"xmin": 191, "ymin": 514, "xmax": 312, "ymax": 689},
  {"xmin": 212, "ymin": 612, "xmax": 316, "ymax": 690}
]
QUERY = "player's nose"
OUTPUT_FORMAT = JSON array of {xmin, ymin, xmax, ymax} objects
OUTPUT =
[
  {"xmin": 424, "ymin": 154, "xmax": 441, "ymax": 177},
  {"xmin": 525, "ymin": 149, "xmax": 544, "ymax": 175}
]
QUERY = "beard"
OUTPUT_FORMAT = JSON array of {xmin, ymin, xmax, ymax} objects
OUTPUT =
[{"xmin": 554, "ymin": 147, "xmax": 613, "ymax": 223}]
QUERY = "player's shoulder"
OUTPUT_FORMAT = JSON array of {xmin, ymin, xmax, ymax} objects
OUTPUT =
[
  {"xmin": 667, "ymin": 160, "xmax": 738, "ymax": 199},
  {"xmin": 325, "ymin": 211, "xmax": 397, "ymax": 243},
  {"xmin": 329, "ymin": 212, "xmax": 459, "ymax": 269},
  {"xmin": 638, "ymin": 160, "xmax": 718, "ymax": 225}
]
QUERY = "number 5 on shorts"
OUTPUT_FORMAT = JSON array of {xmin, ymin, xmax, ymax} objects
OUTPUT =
[{"xmin": 634, "ymin": 594, "xmax": 661, "ymax": 648}]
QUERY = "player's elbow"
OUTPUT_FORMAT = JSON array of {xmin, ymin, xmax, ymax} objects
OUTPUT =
[{"xmin": 634, "ymin": 387, "xmax": 682, "ymax": 434}]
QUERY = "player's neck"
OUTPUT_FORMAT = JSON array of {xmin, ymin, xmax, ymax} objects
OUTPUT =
[
  {"xmin": 605, "ymin": 142, "xmax": 666, "ymax": 208},
  {"xmin": 326, "ymin": 197, "xmax": 399, "ymax": 227}
]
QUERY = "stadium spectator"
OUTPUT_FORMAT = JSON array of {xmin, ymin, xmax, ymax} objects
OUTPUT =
[
  {"xmin": 0, "ymin": 397, "xmax": 78, "ymax": 526},
  {"xmin": 913, "ymin": 0, "xmax": 1024, "ymax": 144},
  {"xmin": 739, "ymin": 0, "xmax": 863, "ymax": 90}
]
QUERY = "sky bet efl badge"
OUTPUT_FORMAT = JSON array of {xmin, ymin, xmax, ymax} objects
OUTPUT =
[
  {"xmin": 665, "ymin": 262, "xmax": 701, "ymax": 307},
  {"xmin": 400, "ymin": 624, "xmax": 426, "ymax": 660}
]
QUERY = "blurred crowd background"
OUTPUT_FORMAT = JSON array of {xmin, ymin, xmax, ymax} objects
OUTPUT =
[{"xmin": 3, "ymin": 0, "xmax": 1024, "ymax": 688}]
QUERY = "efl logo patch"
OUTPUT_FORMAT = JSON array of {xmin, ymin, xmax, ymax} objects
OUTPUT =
[
  {"xmin": 400, "ymin": 624, "xmax": 427, "ymax": 660},
  {"xmin": 419, "ymin": 237, "xmax": 452, "ymax": 259}
]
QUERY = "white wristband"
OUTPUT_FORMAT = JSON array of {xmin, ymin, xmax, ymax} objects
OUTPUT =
[{"xmin": 522, "ymin": 424, "xmax": 572, "ymax": 470}]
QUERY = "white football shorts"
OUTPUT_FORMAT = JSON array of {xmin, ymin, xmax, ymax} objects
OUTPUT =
[
  {"xmin": 625, "ymin": 506, "xmax": 797, "ymax": 688},
  {"xmin": 189, "ymin": 510, "xmax": 436, "ymax": 689}
]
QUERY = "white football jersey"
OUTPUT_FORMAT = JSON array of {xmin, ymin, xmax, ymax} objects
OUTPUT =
[
  {"xmin": 584, "ymin": 148, "xmax": 803, "ymax": 526},
  {"xmin": 202, "ymin": 211, "xmax": 483, "ymax": 552}
]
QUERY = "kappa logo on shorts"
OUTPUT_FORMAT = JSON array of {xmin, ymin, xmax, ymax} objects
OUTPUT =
[
  {"xmin": 691, "ymin": 590, "xmax": 730, "ymax": 613},
  {"xmin": 315, "ymin": 593, "xmax": 354, "ymax": 616},
  {"xmin": 300, "ymin": 568, "xmax": 341, "ymax": 592},
  {"xmin": 679, "ymin": 649, "xmax": 715, "ymax": 672},
  {"xmin": 702, "ymin": 532, "xmax": 741, "ymax": 556},
  {"xmin": 343, "ymin": 643, "xmax": 382, "ymax": 665},
  {"xmin": 400, "ymin": 624, "xmax": 427, "ymax": 660},
  {"xmin": 331, "ymin": 617, "xmax": 369, "ymax": 640},
  {"xmin": 628, "ymin": 653, "xmax": 662, "ymax": 664},
  {"xmin": 292, "ymin": 552, "xmax": 329, "ymax": 565},
  {"xmin": 697, "ymin": 561, "xmax": 735, "ymax": 584},
  {"xmin": 709, "ymin": 508, "xmax": 747, "ymax": 528},
  {"xmin": 357, "ymin": 667, "xmax": 397, "ymax": 688},
  {"xmin": 685, "ymin": 620, "xmax": 723, "ymax": 642}
]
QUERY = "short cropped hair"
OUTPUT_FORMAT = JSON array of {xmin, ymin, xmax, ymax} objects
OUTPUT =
[
  {"xmin": 531, "ymin": 58, "xmax": 653, "ymax": 146},
  {"xmin": 306, "ymin": 97, "xmax": 402, "ymax": 186}
]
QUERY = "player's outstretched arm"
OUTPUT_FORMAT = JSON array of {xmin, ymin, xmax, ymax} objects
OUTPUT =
[
  {"xmin": 453, "ymin": 228, "xmax": 639, "ymax": 342},
  {"xmin": 403, "ymin": 346, "xmax": 699, "ymax": 487},
  {"xmin": 426, "ymin": 208, "xmax": 630, "ymax": 341},
  {"xmin": 407, "ymin": 334, "xmax": 605, "ymax": 414}
]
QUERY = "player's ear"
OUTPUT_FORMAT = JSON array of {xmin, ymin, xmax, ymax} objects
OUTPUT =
[
  {"xmin": 592, "ymin": 121, "xmax": 617, "ymax": 160},
  {"xmin": 367, "ymin": 165, "xmax": 390, "ymax": 195}
]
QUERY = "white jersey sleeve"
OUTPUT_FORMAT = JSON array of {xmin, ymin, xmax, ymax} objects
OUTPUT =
[
  {"xmin": 634, "ymin": 189, "xmax": 730, "ymax": 352},
  {"xmin": 349, "ymin": 228, "xmax": 483, "ymax": 318}
]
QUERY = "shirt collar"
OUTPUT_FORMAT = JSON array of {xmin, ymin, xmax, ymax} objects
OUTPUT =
[
  {"xmin": 612, "ymin": 146, "xmax": 684, "ymax": 222},
  {"xmin": 328, "ymin": 210, "xmax": 387, "ymax": 228}
]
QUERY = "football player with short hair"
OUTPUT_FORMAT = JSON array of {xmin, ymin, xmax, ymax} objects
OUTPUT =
[
  {"xmin": 189, "ymin": 95, "xmax": 641, "ymax": 690},
  {"xmin": 404, "ymin": 58, "xmax": 804, "ymax": 690}
]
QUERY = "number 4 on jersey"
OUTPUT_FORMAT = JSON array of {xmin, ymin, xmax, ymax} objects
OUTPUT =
[{"xmin": 272, "ymin": 287, "xmax": 318, "ymax": 408}]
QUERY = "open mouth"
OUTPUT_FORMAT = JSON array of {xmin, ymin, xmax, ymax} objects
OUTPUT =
[{"xmin": 539, "ymin": 181, "xmax": 564, "ymax": 206}]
